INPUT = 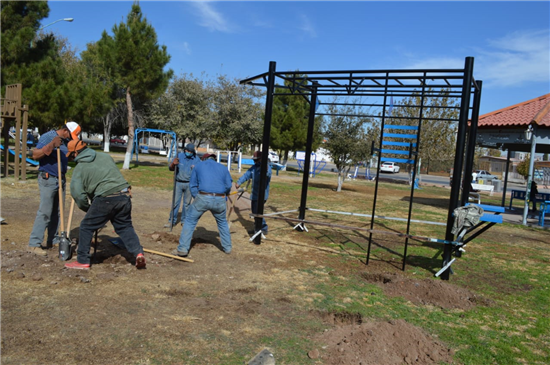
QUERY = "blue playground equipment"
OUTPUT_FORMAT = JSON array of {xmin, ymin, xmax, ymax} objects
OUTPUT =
[{"xmin": 0, "ymin": 144, "xmax": 38, "ymax": 166}]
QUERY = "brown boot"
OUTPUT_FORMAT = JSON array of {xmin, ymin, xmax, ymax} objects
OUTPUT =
[{"xmin": 28, "ymin": 246, "xmax": 47, "ymax": 257}]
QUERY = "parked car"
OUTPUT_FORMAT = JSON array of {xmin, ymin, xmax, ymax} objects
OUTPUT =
[
  {"xmin": 268, "ymin": 151, "xmax": 279, "ymax": 164},
  {"xmin": 474, "ymin": 170, "xmax": 498, "ymax": 182},
  {"xmin": 110, "ymin": 137, "xmax": 126, "ymax": 145},
  {"xmin": 380, "ymin": 161, "xmax": 400, "ymax": 173}
]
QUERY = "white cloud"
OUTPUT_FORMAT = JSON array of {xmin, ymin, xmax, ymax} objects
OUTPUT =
[
  {"xmin": 183, "ymin": 42, "xmax": 191, "ymax": 55},
  {"xmin": 298, "ymin": 14, "xmax": 317, "ymax": 38},
  {"xmin": 190, "ymin": 1, "xmax": 232, "ymax": 33},
  {"xmin": 476, "ymin": 30, "xmax": 549, "ymax": 87},
  {"xmin": 402, "ymin": 29, "xmax": 549, "ymax": 88}
]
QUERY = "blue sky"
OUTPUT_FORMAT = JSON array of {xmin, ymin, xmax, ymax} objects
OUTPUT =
[{"xmin": 44, "ymin": 1, "xmax": 549, "ymax": 115}]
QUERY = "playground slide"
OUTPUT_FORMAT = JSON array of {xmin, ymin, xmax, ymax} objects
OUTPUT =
[{"xmin": 0, "ymin": 144, "xmax": 39, "ymax": 166}]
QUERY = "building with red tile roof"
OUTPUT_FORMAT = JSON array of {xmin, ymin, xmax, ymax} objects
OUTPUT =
[{"xmin": 477, "ymin": 94, "xmax": 550, "ymax": 154}]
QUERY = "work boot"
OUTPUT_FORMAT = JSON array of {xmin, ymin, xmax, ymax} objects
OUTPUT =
[
  {"xmin": 171, "ymin": 249, "xmax": 188, "ymax": 257},
  {"xmin": 64, "ymin": 261, "xmax": 90, "ymax": 270},
  {"xmin": 136, "ymin": 253, "xmax": 146, "ymax": 269},
  {"xmin": 28, "ymin": 246, "xmax": 47, "ymax": 257},
  {"xmin": 163, "ymin": 223, "xmax": 173, "ymax": 228}
]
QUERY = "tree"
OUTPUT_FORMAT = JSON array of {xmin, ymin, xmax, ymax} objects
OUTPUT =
[
  {"xmin": 323, "ymin": 98, "xmax": 372, "ymax": 192},
  {"xmin": 79, "ymin": 41, "xmax": 123, "ymax": 151},
  {"xmin": 517, "ymin": 158, "xmax": 530, "ymax": 179},
  {"xmin": 147, "ymin": 73, "xmax": 216, "ymax": 148},
  {"xmin": 385, "ymin": 89, "xmax": 459, "ymax": 174},
  {"xmin": 1, "ymin": 1, "xmax": 73, "ymax": 132},
  {"xmin": 96, "ymin": 1, "xmax": 173, "ymax": 169},
  {"xmin": 1, "ymin": 1, "xmax": 49, "ymax": 87},
  {"xmin": 271, "ymin": 74, "xmax": 323, "ymax": 163},
  {"xmin": 213, "ymin": 75, "xmax": 264, "ymax": 151}
]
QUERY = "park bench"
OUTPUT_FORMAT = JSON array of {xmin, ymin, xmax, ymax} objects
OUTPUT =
[
  {"xmin": 539, "ymin": 201, "xmax": 550, "ymax": 227},
  {"xmin": 471, "ymin": 183, "xmax": 494, "ymax": 195},
  {"xmin": 509, "ymin": 189, "xmax": 550, "ymax": 210}
]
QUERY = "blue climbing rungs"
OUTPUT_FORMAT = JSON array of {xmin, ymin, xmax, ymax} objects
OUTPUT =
[
  {"xmin": 382, "ymin": 141, "xmax": 417, "ymax": 147},
  {"xmin": 380, "ymin": 157, "xmax": 414, "ymax": 164},
  {"xmin": 385, "ymin": 125, "xmax": 419, "ymax": 130},
  {"xmin": 383, "ymin": 133, "xmax": 417, "ymax": 139},
  {"xmin": 380, "ymin": 149, "xmax": 409, "ymax": 155}
]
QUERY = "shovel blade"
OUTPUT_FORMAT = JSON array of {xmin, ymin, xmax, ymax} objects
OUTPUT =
[{"xmin": 58, "ymin": 232, "xmax": 72, "ymax": 261}]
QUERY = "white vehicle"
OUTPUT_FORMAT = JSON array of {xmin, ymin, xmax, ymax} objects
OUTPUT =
[
  {"xmin": 268, "ymin": 151, "xmax": 279, "ymax": 163},
  {"xmin": 474, "ymin": 170, "xmax": 498, "ymax": 181},
  {"xmin": 380, "ymin": 161, "xmax": 400, "ymax": 173}
]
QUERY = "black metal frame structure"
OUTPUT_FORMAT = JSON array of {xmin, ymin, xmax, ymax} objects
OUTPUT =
[{"xmin": 240, "ymin": 57, "xmax": 482, "ymax": 280}]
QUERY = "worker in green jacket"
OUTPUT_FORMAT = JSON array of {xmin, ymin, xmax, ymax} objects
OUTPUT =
[{"xmin": 64, "ymin": 140, "xmax": 145, "ymax": 270}]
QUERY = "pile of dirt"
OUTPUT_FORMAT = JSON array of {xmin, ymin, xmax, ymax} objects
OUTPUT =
[
  {"xmin": 362, "ymin": 272, "xmax": 490, "ymax": 310},
  {"xmin": 310, "ymin": 319, "xmax": 455, "ymax": 365}
]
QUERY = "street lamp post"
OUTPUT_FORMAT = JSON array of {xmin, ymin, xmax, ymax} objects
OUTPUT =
[
  {"xmin": 522, "ymin": 124, "xmax": 537, "ymax": 225},
  {"xmin": 31, "ymin": 18, "xmax": 74, "ymax": 47},
  {"xmin": 39, "ymin": 18, "xmax": 74, "ymax": 31}
]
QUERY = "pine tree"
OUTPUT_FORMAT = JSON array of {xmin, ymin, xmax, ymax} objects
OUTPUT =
[
  {"xmin": 96, "ymin": 1, "xmax": 173, "ymax": 169},
  {"xmin": 271, "ymin": 74, "xmax": 323, "ymax": 163}
]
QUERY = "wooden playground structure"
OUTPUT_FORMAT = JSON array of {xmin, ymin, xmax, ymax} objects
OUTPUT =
[{"xmin": 1, "ymin": 84, "xmax": 31, "ymax": 181}]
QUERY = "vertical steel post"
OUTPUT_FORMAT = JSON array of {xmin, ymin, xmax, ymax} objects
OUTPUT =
[
  {"xmin": 522, "ymin": 125, "xmax": 537, "ymax": 225},
  {"xmin": 441, "ymin": 57, "xmax": 475, "ymax": 280},
  {"xmin": 461, "ymin": 80, "xmax": 482, "ymax": 206},
  {"xmin": 254, "ymin": 61, "xmax": 276, "ymax": 244},
  {"xmin": 367, "ymin": 75, "xmax": 390, "ymax": 265},
  {"xmin": 297, "ymin": 82, "xmax": 319, "ymax": 222}
]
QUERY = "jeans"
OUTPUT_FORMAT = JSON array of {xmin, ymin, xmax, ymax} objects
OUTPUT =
[
  {"xmin": 29, "ymin": 174, "xmax": 65, "ymax": 247},
  {"xmin": 251, "ymin": 199, "xmax": 268, "ymax": 233},
  {"xmin": 169, "ymin": 182, "xmax": 191, "ymax": 224},
  {"xmin": 178, "ymin": 194, "xmax": 232, "ymax": 254},
  {"xmin": 77, "ymin": 194, "xmax": 143, "ymax": 265}
]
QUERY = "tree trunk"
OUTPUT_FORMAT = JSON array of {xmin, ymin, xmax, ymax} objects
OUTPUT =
[
  {"xmin": 337, "ymin": 168, "xmax": 344, "ymax": 192},
  {"xmin": 283, "ymin": 150, "xmax": 290, "ymax": 165},
  {"xmin": 123, "ymin": 87, "xmax": 134, "ymax": 170},
  {"xmin": 103, "ymin": 113, "xmax": 111, "ymax": 153}
]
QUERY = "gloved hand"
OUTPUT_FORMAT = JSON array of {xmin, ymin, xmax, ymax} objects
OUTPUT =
[
  {"xmin": 170, "ymin": 158, "xmax": 180, "ymax": 170},
  {"xmin": 41, "ymin": 136, "xmax": 61, "ymax": 156},
  {"xmin": 51, "ymin": 136, "xmax": 62, "ymax": 148}
]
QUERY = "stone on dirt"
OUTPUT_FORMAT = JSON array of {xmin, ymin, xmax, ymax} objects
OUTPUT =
[{"xmin": 247, "ymin": 348, "xmax": 275, "ymax": 365}]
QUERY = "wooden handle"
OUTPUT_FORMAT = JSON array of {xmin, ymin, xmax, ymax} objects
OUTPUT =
[
  {"xmin": 67, "ymin": 198, "xmax": 75, "ymax": 235},
  {"xmin": 57, "ymin": 148, "xmax": 65, "ymax": 232},
  {"xmin": 143, "ymin": 248, "xmax": 194, "ymax": 263}
]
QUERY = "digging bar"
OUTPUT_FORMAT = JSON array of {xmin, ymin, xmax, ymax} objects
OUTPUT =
[{"xmin": 143, "ymin": 248, "xmax": 194, "ymax": 263}]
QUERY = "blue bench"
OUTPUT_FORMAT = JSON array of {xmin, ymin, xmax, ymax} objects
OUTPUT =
[
  {"xmin": 539, "ymin": 201, "xmax": 550, "ymax": 227},
  {"xmin": 468, "ymin": 203, "xmax": 504, "ymax": 224},
  {"xmin": 510, "ymin": 189, "xmax": 550, "ymax": 210}
]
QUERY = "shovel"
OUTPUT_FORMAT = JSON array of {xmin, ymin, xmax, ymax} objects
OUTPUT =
[{"xmin": 56, "ymin": 148, "xmax": 72, "ymax": 261}]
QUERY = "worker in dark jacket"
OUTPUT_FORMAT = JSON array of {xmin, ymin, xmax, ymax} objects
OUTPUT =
[
  {"xmin": 64, "ymin": 140, "xmax": 145, "ymax": 270},
  {"xmin": 173, "ymin": 153, "xmax": 233, "ymax": 257},
  {"xmin": 236, "ymin": 150, "xmax": 272, "ymax": 235},
  {"xmin": 165, "ymin": 143, "xmax": 201, "ymax": 228}
]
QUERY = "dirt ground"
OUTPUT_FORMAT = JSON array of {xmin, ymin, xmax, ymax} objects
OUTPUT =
[{"xmin": 1, "ymin": 174, "xmax": 484, "ymax": 364}]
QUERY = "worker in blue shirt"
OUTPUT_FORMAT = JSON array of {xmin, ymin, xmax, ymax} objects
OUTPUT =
[
  {"xmin": 173, "ymin": 153, "xmax": 233, "ymax": 257},
  {"xmin": 165, "ymin": 143, "xmax": 201, "ymax": 228},
  {"xmin": 28, "ymin": 122, "xmax": 81, "ymax": 256},
  {"xmin": 236, "ymin": 151, "xmax": 271, "ymax": 235}
]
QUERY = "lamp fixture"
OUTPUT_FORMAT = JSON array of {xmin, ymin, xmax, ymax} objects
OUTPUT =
[{"xmin": 524, "ymin": 124, "xmax": 533, "ymax": 141}]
